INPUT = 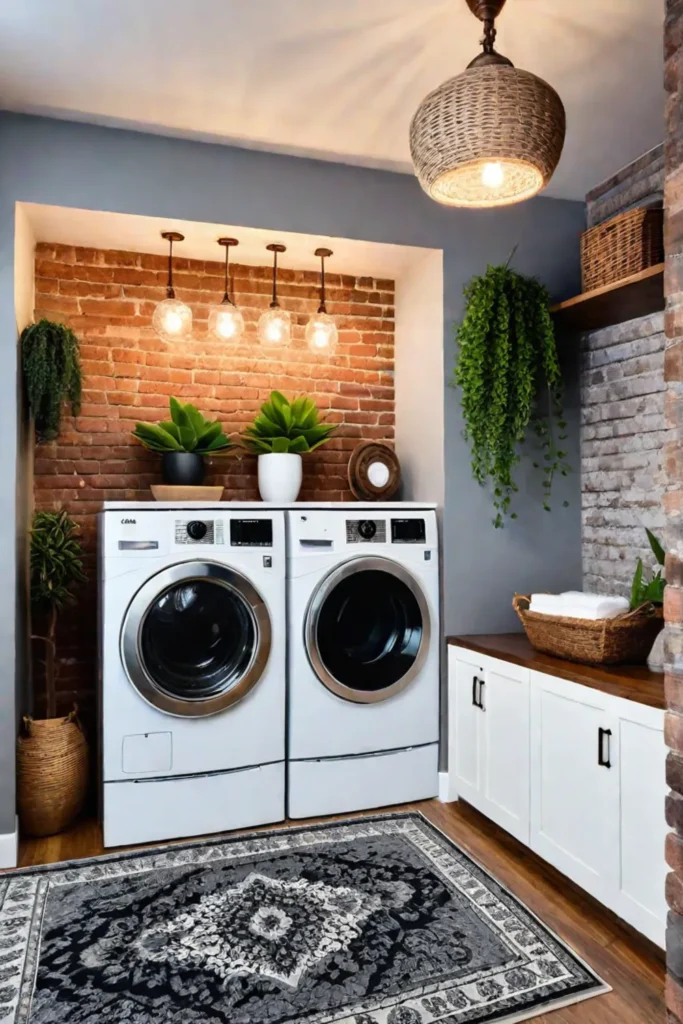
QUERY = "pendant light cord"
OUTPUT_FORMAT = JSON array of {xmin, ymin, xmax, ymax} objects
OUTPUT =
[
  {"xmin": 318, "ymin": 252, "xmax": 327, "ymax": 314},
  {"xmin": 223, "ymin": 245, "xmax": 231, "ymax": 304},
  {"xmin": 270, "ymin": 249, "xmax": 279, "ymax": 308},
  {"xmin": 167, "ymin": 237, "xmax": 175, "ymax": 299},
  {"xmin": 482, "ymin": 18, "xmax": 496, "ymax": 53}
]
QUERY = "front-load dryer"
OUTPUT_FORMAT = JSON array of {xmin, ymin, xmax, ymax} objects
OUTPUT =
[
  {"xmin": 99, "ymin": 504, "xmax": 285, "ymax": 847},
  {"xmin": 286, "ymin": 506, "xmax": 439, "ymax": 818}
]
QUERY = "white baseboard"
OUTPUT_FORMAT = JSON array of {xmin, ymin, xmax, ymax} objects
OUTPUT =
[
  {"xmin": 438, "ymin": 771, "xmax": 458, "ymax": 803},
  {"xmin": 0, "ymin": 818, "xmax": 18, "ymax": 869}
]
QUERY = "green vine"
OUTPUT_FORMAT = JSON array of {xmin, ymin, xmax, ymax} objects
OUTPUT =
[
  {"xmin": 21, "ymin": 318, "xmax": 83, "ymax": 443},
  {"xmin": 454, "ymin": 264, "xmax": 570, "ymax": 527}
]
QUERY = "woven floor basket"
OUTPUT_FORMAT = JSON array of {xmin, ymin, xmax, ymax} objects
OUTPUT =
[
  {"xmin": 17, "ymin": 710, "xmax": 88, "ymax": 837},
  {"xmin": 581, "ymin": 206, "xmax": 663, "ymax": 292},
  {"xmin": 513, "ymin": 594, "xmax": 663, "ymax": 666}
]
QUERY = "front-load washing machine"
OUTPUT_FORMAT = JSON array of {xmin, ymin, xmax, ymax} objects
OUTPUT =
[
  {"xmin": 286, "ymin": 505, "xmax": 439, "ymax": 818},
  {"xmin": 99, "ymin": 503, "xmax": 285, "ymax": 847}
]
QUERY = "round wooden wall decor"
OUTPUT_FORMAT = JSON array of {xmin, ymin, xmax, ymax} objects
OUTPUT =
[{"xmin": 348, "ymin": 441, "xmax": 401, "ymax": 501}]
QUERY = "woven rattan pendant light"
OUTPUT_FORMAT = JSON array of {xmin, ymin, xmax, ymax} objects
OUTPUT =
[{"xmin": 410, "ymin": 0, "xmax": 566, "ymax": 208}]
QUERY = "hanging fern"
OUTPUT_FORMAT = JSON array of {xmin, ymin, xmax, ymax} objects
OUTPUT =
[
  {"xmin": 21, "ymin": 318, "xmax": 83, "ymax": 442},
  {"xmin": 454, "ymin": 264, "xmax": 570, "ymax": 528}
]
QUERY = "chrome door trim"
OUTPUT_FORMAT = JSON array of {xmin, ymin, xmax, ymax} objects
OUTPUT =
[
  {"xmin": 120, "ymin": 560, "xmax": 271, "ymax": 718},
  {"xmin": 304, "ymin": 555, "xmax": 431, "ymax": 704}
]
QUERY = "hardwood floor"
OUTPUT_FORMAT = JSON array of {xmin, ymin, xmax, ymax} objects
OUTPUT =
[{"xmin": 17, "ymin": 799, "xmax": 664, "ymax": 1023}]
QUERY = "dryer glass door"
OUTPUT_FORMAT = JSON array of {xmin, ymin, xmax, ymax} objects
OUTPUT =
[
  {"xmin": 306, "ymin": 556, "xmax": 431, "ymax": 704},
  {"xmin": 121, "ymin": 561, "xmax": 271, "ymax": 717}
]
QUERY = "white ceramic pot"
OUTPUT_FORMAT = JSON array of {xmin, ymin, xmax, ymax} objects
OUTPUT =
[{"xmin": 257, "ymin": 453, "xmax": 303, "ymax": 503}]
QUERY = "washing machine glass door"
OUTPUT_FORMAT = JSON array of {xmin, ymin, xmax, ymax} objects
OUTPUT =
[
  {"xmin": 121, "ymin": 561, "xmax": 271, "ymax": 717},
  {"xmin": 305, "ymin": 556, "xmax": 430, "ymax": 704}
]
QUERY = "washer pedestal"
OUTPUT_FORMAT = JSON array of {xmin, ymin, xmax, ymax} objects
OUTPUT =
[
  {"xmin": 287, "ymin": 743, "xmax": 438, "ymax": 819},
  {"xmin": 103, "ymin": 761, "xmax": 285, "ymax": 847}
]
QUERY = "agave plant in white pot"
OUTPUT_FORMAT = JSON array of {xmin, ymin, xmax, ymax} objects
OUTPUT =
[{"xmin": 240, "ymin": 391, "xmax": 337, "ymax": 502}]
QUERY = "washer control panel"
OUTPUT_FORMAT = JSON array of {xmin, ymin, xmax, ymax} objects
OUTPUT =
[
  {"xmin": 174, "ymin": 519, "xmax": 222, "ymax": 545},
  {"xmin": 391, "ymin": 518, "xmax": 426, "ymax": 544},
  {"xmin": 230, "ymin": 519, "xmax": 274, "ymax": 547},
  {"xmin": 346, "ymin": 519, "xmax": 387, "ymax": 543}
]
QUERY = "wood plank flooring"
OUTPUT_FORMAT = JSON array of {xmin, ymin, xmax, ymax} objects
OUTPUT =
[{"xmin": 17, "ymin": 799, "xmax": 665, "ymax": 1023}]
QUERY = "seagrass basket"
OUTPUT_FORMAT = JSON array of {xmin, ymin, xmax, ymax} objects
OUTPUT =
[
  {"xmin": 513, "ymin": 594, "xmax": 663, "ymax": 666},
  {"xmin": 581, "ymin": 206, "xmax": 663, "ymax": 292},
  {"xmin": 17, "ymin": 709, "xmax": 88, "ymax": 836}
]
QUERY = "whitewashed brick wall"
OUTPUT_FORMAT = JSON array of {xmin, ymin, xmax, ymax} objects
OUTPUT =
[{"xmin": 581, "ymin": 311, "xmax": 666, "ymax": 595}]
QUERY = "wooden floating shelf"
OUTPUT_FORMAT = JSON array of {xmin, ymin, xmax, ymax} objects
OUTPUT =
[{"xmin": 551, "ymin": 263, "xmax": 664, "ymax": 332}]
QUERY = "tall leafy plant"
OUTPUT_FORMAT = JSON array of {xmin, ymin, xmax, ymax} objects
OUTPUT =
[
  {"xmin": 30, "ymin": 510, "xmax": 86, "ymax": 719},
  {"xmin": 630, "ymin": 528, "xmax": 666, "ymax": 610},
  {"xmin": 21, "ymin": 319, "xmax": 83, "ymax": 442},
  {"xmin": 133, "ymin": 397, "xmax": 233, "ymax": 454},
  {"xmin": 240, "ymin": 391, "xmax": 337, "ymax": 454},
  {"xmin": 454, "ymin": 264, "xmax": 570, "ymax": 527}
]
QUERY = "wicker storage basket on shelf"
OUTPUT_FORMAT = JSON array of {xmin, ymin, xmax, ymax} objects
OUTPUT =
[
  {"xmin": 513, "ymin": 594, "xmax": 663, "ymax": 666},
  {"xmin": 16, "ymin": 709, "xmax": 88, "ymax": 837},
  {"xmin": 580, "ymin": 205, "xmax": 663, "ymax": 293}
]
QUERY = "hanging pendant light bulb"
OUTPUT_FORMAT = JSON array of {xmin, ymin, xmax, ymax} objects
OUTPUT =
[
  {"xmin": 305, "ymin": 248, "xmax": 338, "ymax": 356},
  {"xmin": 153, "ymin": 231, "xmax": 193, "ymax": 342},
  {"xmin": 410, "ymin": 0, "xmax": 566, "ymax": 208},
  {"xmin": 209, "ymin": 237, "xmax": 245, "ymax": 343},
  {"xmin": 257, "ymin": 244, "xmax": 291, "ymax": 347}
]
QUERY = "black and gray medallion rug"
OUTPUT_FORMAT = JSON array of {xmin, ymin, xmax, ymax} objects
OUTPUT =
[{"xmin": 0, "ymin": 813, "xmax": 608, "ymax": 1024}]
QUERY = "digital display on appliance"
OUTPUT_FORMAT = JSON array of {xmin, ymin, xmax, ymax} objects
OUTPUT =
[
  {"xmin": 391, "ymin": 518, "xmax": 426, "ymax": 543},
  {"xmin": 231, "ymin": 519, "xmax": 273, "ymax": 547}
]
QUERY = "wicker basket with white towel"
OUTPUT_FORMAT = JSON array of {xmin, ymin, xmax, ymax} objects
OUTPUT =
[{"xmin": 514, "ymin": 592, "xmax": 662, "ymax": 666}]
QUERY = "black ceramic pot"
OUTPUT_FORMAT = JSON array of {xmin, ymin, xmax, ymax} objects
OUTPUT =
[{"xmin": 162, "ymin": 452, "xmax": 205, "ymax": 486}]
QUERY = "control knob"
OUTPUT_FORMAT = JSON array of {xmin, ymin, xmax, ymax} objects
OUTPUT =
[
  {"xmin": 358, "ymin": 520, "xmax": 376, "ymax": 540},
  {"xmin": 186, "ymin": 520, "xmax": 207, "ymax": 541}
]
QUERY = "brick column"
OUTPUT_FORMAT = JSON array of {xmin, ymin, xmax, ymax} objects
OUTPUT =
[{"xmin": 666, "ymin": 3, "xmax": 683, "ymax": 1019}]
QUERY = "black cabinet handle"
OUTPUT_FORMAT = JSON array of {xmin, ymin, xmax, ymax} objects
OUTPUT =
[
  {"xmin": 471, "ymin": 675, "xmax": 485, "ymax": 710},
  {"xmin": 472, "ymin": 676, "xmax": 480, "ymax": 708},
  {"xmin": 598, "ymin": 727, "xmax": 612, "ymax": 769}
]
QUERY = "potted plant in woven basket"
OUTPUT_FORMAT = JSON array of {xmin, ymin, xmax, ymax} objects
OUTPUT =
[
  {"xmin": 239, "ymin": 391, "xmax": 337, "ymax": 502},
  {"xmin": 17, "ymin": 509, "xmax": 89, "ymax": 837}
]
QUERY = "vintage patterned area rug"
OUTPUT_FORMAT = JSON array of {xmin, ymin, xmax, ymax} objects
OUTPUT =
[{"xmin": 0, "ymin": 813, "xmax": 608, "ymax": 1024}]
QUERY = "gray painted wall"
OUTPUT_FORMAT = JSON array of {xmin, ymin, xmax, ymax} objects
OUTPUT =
[{"xmin": 0, "ymin": 113, "xmax": 585, "ymax": 830}]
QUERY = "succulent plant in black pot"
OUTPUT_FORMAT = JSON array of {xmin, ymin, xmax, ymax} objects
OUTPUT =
[{"xmin": 132, "ymin": 397, "xmax": 233, "ymax": 485}]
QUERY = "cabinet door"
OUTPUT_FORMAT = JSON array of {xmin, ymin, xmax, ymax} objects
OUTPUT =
[
  {"xmin": 613, "ymin": 700, "xmax": 667, "ymax": 947},
  {"xmin": 530, "ymin": 670, "xmax": 619, "ymax": 907},
  {"xmin": 448, "ymin": 647, "xmax": 485, "ymax": 806},
  {"xmin": 479, "ymin": 659, "xmax": 530, "ymax": 844}
]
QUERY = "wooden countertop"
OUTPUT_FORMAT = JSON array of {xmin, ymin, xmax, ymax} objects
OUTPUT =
[{"xmin": 447, "ymin": 633, "xmax": 665, "ymax": 710}]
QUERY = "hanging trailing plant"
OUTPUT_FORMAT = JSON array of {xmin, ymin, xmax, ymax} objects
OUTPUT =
[
  {"xmin": 21, "ymin": 318, "xmax": 83, "ymax": 442},
  {"xmin": 454, "ymin": 263, "xmax": 570, "ymax": 528}
]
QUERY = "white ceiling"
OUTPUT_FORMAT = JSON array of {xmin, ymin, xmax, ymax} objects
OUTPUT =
[
  {"xmin": 21, "ymin": 203, "xmax": 435, "ymax": 279},
  {"xmin": 0, "ymin": 0, "xmax": 664, "ymax": 202}
]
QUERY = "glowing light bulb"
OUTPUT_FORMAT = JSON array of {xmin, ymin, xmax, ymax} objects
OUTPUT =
[
  {"xmin": 257, "ymin": 307, "xmax": 291, "ymax": 347},
  {"xmin": 164, "ymin": 311, "xmax": 182, "ymax": 334},
  {"xmin": 209, "ymin": 303, "xmax": 245, "ymax": 343},
  {"xmin": 481, "ymin": 161, "xmax": 505, "ymax": 189},
  {"xmin": 305, "ymin": 312, "xmax": 338, "ymax": 355},
  {"xmin": 152, "ymin": 297, "xmax": 192, "ymax": 343}
]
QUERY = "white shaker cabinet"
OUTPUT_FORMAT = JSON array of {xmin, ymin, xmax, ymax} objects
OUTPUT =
[
  {"xmin": 448, "ymin": 643, "xmax": 667, "ymax": 948},
  {"xmin": 448, "ymin": 647, "xmax": 530, "ymax": 844},
  {"xmin": 529, "ymin": 671, "xmax": 620, "ymax": 909}
]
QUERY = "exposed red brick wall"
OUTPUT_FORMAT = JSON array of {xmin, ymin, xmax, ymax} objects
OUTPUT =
[
  {"xmin": 665, "ymin": 1, "xmax": 683, "ymax": 1017},
  {"xmin": 31, "ymin": 242, "xmax": 395, "ymax": 720}
]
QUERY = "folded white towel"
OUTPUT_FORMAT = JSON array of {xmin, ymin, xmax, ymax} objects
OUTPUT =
[
  {"xmin": 528, "ymin": 592, "xmax": 629, "ymax": 620},
  {"xmin": 529, "ymin": 594, "xmax": 569, "ymax": 615},
  {"xmin": 559, "ymin": 601, "xmax": 628, "ymax": 621},
  {"xmin": 560, "ymin": 592, "xmax": 628, "ymax": 615}
]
